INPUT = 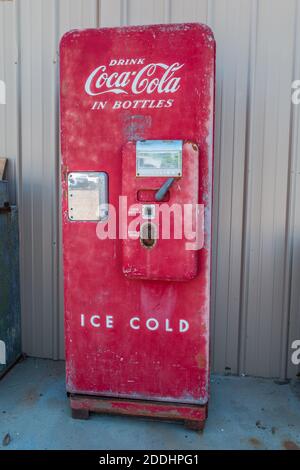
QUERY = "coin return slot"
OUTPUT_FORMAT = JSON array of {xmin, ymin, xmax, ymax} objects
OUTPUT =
[{"xmin": 140, "ymin": 222, "xmax": 157, "ymax": 249}]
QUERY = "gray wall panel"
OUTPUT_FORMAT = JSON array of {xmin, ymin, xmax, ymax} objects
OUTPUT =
[
  {"xmin": 18, "ymin": 0, "xmax": 58, "ymax": 358},
  {"xmin": 287, "ymin": 1, "xmax": 300, "ymax": 379},
  {"xmin": 0, "ymin": 0, "xmax": 299, "ymax": 378},
  {"xmin": 210, "ymin": 0, "xmax": 252, "ymax": 375},
  {"xmin": 0, "ymin": 0, "xmax": 18, "ymax": 204},
  {"xmin": 241, "ymin": 0, "xmax": 296, "ymax": 378}
]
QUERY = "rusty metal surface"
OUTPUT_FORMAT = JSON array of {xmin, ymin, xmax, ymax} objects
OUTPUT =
[
  {"xmin": 70, "ymin": 394, "xmax": 207, "ymax": 424},
  {"xmin": 0, "ymin": 181, "xmax": 22, "ymax": 376},
  {"xmin": 0, "ymin": 181, "xmax": 9, "ymax": 206},
  {"xmin": 0, "ymin": 206, "xmax": 11, "ymax": 214}
]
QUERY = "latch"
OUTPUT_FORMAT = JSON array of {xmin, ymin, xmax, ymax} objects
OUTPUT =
[{"xmin": 0, "ymin": 202, "xmax": 11, "ymax": 213}]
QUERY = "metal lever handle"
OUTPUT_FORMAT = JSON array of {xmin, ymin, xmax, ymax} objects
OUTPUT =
[{"xmin": 155, "ymin": 177, "xmax": 176, "ymax": 202}]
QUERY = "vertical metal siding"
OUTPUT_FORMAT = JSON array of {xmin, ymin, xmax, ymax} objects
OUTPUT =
[
  {"xmin": 286, "ymin": 1, "xmax": 300, "ymax": 379},
  {"xmin": 0, "ymin": 0, "xmax": 299, "ymax": 378},
  {"xmin": 210, "ymin": 0, "xmax": 253, "ymax": 375},
  {"xmin": 240, "ymin": 1, "xmax": 296, "ymax": 378},
  {"xmin": 0, "ymin": 0, "xmax": 18, "ymax": 204}
]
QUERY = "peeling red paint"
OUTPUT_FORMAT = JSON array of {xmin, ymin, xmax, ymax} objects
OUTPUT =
[{"xmin": 60, "ymin": 23, "xmax": 215, "ymax": 427}]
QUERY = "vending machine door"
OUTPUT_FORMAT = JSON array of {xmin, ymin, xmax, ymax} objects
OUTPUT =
[
  {"xmin": 60, "ymin": 23, "xmax": 215, "ymax": 429},
  {"xmin": 122, "ymin": 140, "xmax": 201, "ymax": 281}
]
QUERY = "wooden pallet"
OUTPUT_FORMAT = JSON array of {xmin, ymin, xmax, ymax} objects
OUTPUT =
[{"xmin": 69, "ymin": 393, "xmax": 207, "ymax": 432}]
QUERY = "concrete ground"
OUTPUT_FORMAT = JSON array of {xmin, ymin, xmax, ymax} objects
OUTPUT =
[{"xmin": 0, "ymin": 358, "xmax": 299, "ymax": 450}]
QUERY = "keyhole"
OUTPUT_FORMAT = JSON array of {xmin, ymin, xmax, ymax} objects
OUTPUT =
[{"xmin": 140, "ymin": 222, "xmax": 157, "ymax": 249}]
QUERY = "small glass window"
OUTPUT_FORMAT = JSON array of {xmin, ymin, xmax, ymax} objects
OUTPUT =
[
  {"xmin": 136, "ymin": 140, "xmax": 182, "ymax": 177},
  {"xmin": 68, "ymin": 172, "xmax": 108, "ymax": 221}
]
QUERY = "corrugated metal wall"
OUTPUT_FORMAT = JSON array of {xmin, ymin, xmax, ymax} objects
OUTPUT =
[
  {"xmin": 0, "ymin": 0, "xmax": 18, "ymax": 204},
  {"xmin": 0, "ymin": 0, "xmax": 299, "ymax": 378}
]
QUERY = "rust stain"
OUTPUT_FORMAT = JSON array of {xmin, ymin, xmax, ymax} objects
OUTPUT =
[
  {"xmin": 249, "ymin": 437, "xmax": 263, "ymax": 448},
  {"xmin": 196, "ymin": 351, "xmax": 206, "ymax": 369},
  {"xmin": 61, "ymin": 81, "xmax": 69, "ymax": 97},
  {"xmin": 185, "ymin": 140, "xmax": 198, "ymax": 152},
  {"xmin": 61, "ymin": 164, "xmax": 68, "ymax": 181},
  {"xmin": 22, "ymin": 386, "xmax": 40, "ymax": 406},
  {"xmin": 70, "ymin": 396, "xmax": 206, "ymax": 423},
  {"xmin": 282, "ymin": 440, "xmax": 300, "ymax": 450}
]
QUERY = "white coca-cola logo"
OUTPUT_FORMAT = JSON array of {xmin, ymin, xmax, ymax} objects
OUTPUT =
[{"xmin": 85, "ymin": 61, "xmax": 184, "ymax": 96}]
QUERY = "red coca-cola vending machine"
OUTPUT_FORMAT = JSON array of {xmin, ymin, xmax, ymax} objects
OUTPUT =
[{"xmin": 60, "ymin": 23, "xmax": 215, "ymax": 431}]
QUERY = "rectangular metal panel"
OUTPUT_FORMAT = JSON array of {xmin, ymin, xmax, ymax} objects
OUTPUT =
[
  {"xmin": 67, "ymin": 172, "xmax": 108, "ymax": 221},
  {"xmin": 286, "ymin": 2, "xmax": 300, "ymax": 379},
  {"xmin": 122, "ymin": 141, "xmax": 199, "ymax": 281},
  {"xmin": 210, "ymin": 0, "xmax": 252, "ymax": 375},
  {"xmin": 0, "ymin": 181, "xmax": 22, "ymax": 375},
  {"xmin": 18, "ymin": 0, "xmax": 58, "ymax": 359},
  {"xmin": 241, "ymin": 0, "xmax": 296, "ymax": 378},
  {"xmin": 0, "ymin": 0, "xmax": 18, "ymax": 204}
]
